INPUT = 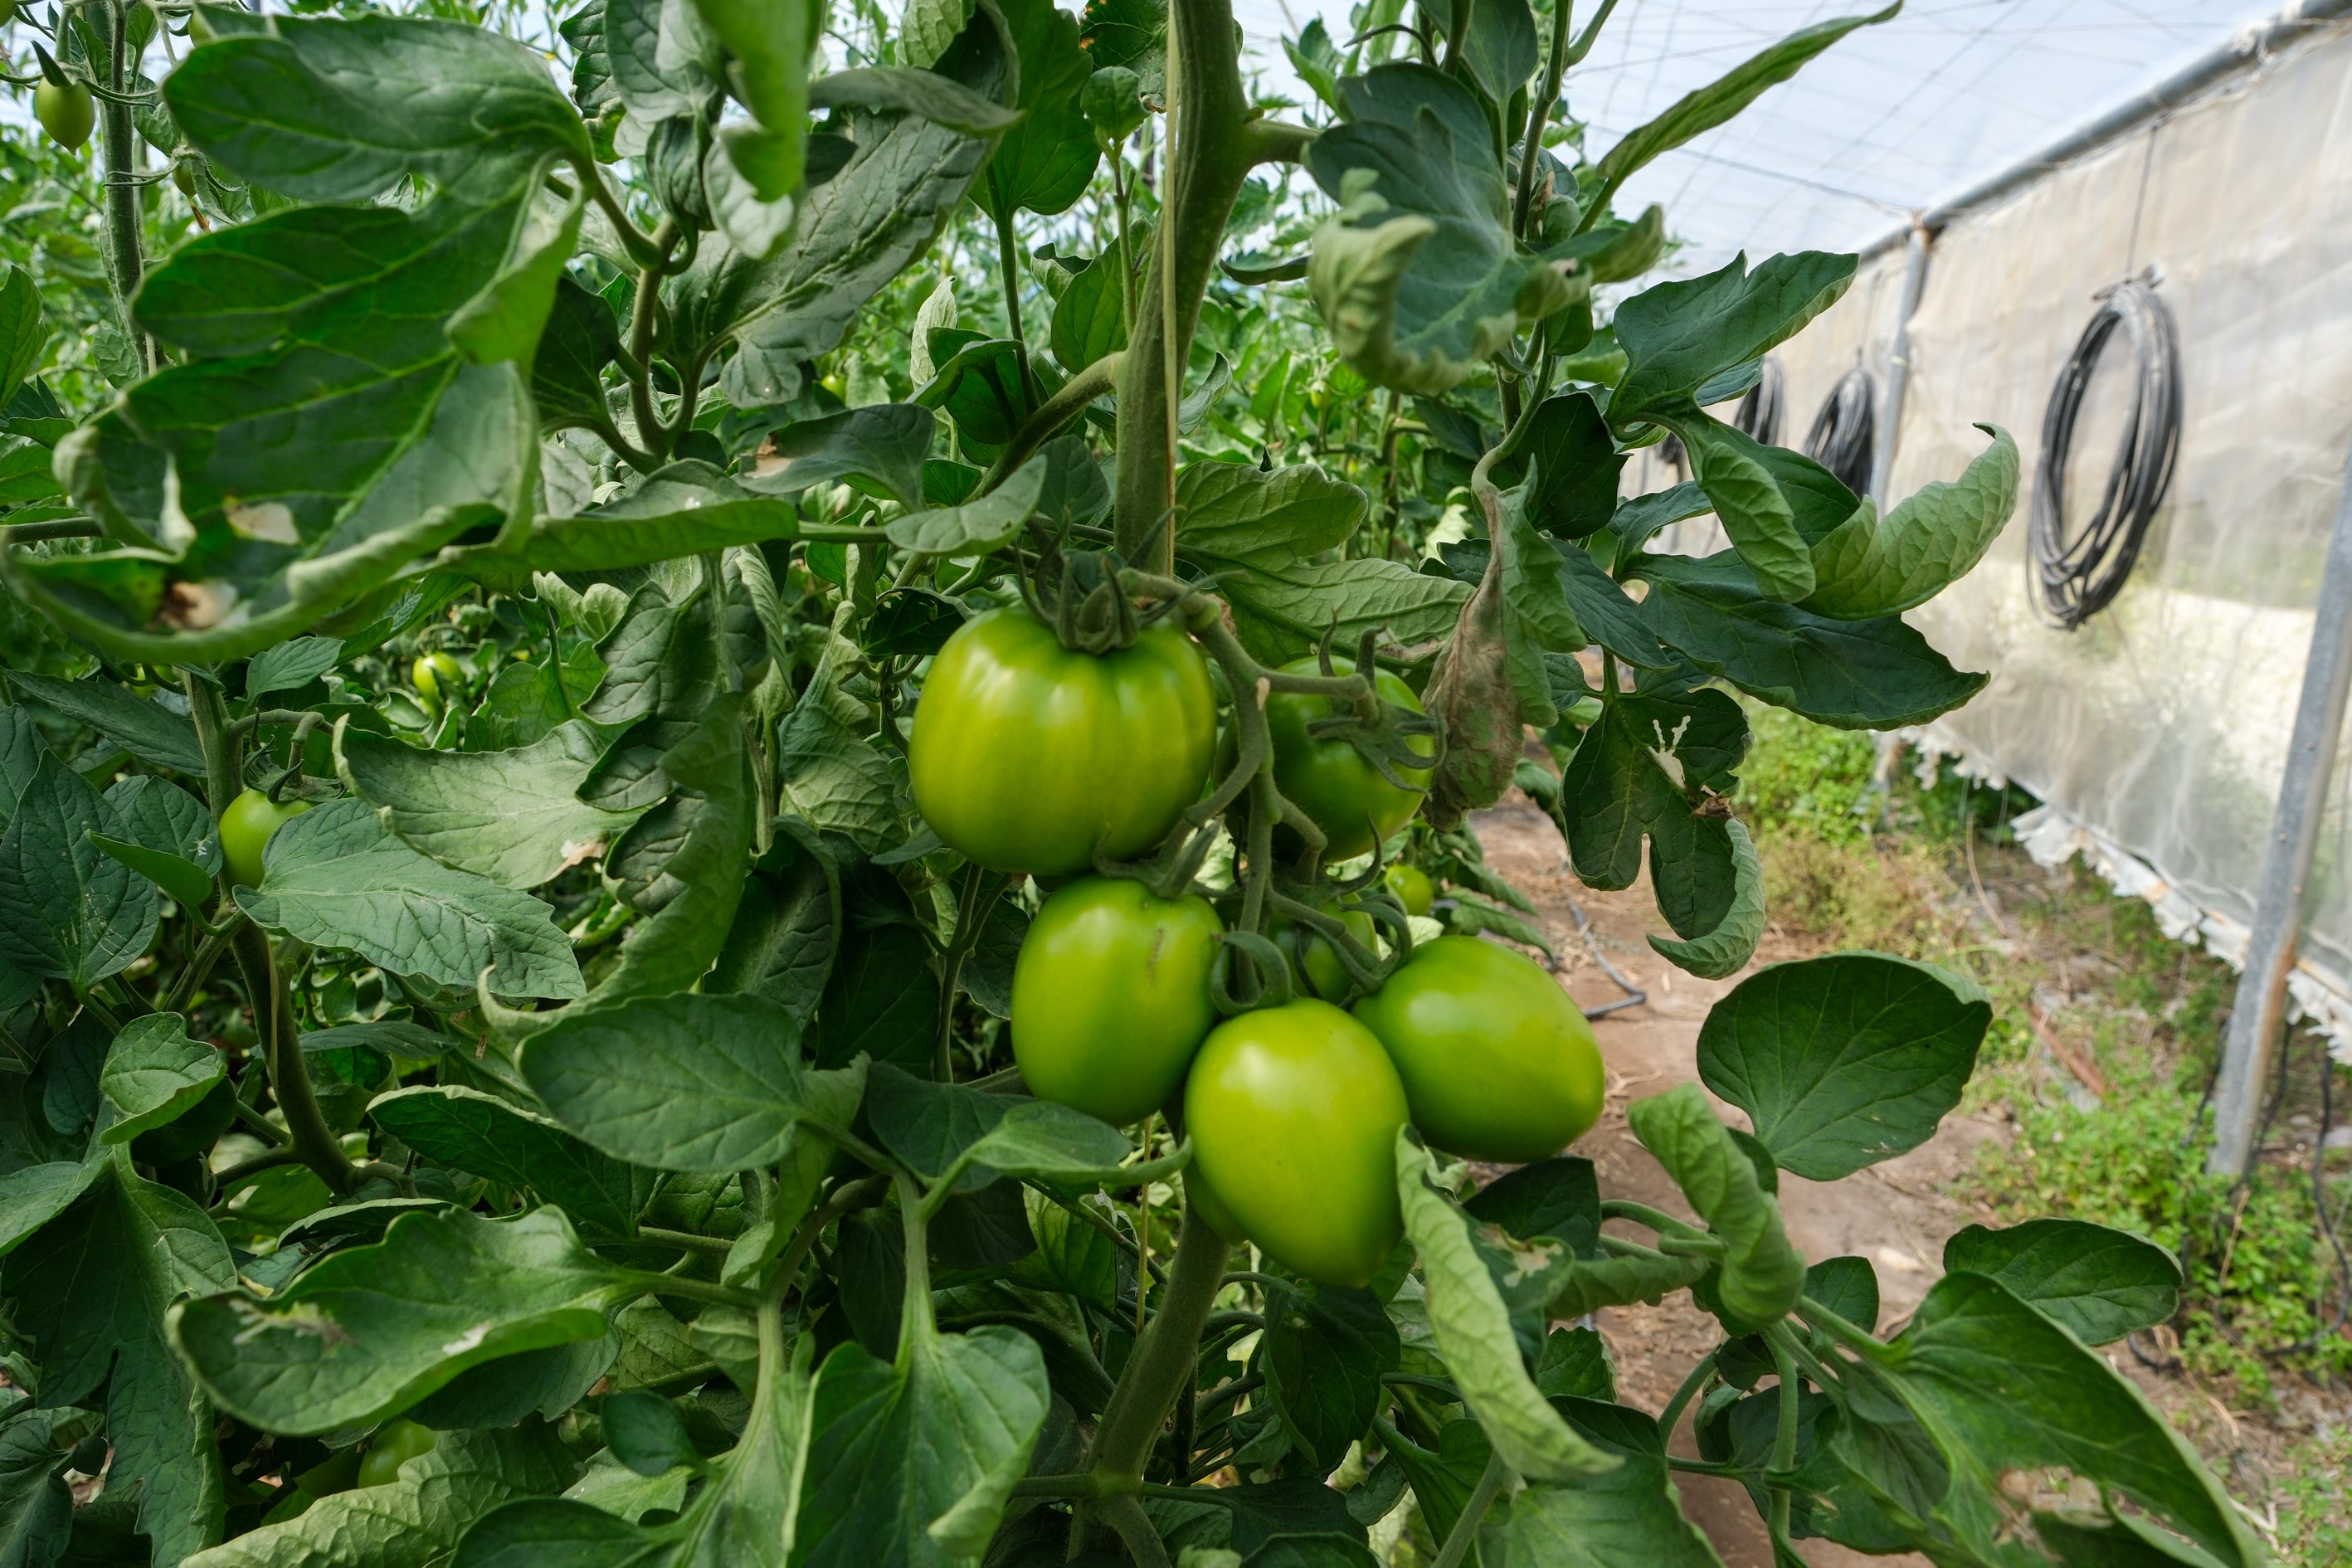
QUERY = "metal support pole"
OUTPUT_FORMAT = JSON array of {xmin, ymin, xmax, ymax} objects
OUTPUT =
[
  {"xmin": 1868, "ymin": 220, "xmax": 1931, "ymax": 508},
  {"xmin": 2209, "ymin": 436, "xmax": 2352, "ymax": 1174}
]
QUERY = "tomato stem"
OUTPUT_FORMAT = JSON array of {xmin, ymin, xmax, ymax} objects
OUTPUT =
[
  {"xmin": 1431, "ymin": 1452, "xmax": 1509, "ymax": 1568},
  {"xmin": 1084, "ymin": 1200, "xmax": 1230, "ymax": 1488}
]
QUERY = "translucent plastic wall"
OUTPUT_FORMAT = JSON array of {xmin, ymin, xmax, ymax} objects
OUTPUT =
[{"xmin": 1767, "ymin": 16, "xmax": 2352, "ymax": 1026}]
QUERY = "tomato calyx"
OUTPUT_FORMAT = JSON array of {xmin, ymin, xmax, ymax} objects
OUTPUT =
[{"xmin": 1014, "ymin": 541, "xmax": 1181, "ymax": 655}]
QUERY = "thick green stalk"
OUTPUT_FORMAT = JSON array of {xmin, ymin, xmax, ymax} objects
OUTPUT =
[
  {"xmin": 1085, "ymin": 1200, "xmax": 1231, "ymax": 1483},
  {"xmin": 180, "ymin": 671, "xmax": 239, "ymax": 818},
  {"xmin": 97, "ymin": 0, "xmax": 147, "ymax": 373},
  {"xmin": 231, "ymin": 928, "xmax": 356, "ymax": 1196},
  {"xmin": 1433, "ymin": 1452, "xmax": 1508, "ymax": 1568},
  {"xmin": 1111, "ymin": 0, "xmax": 1261, "ymax": 566}
]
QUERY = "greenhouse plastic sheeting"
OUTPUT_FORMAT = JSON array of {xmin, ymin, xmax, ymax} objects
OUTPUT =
[{"xmin": 1765, "ymin": 15, "xmax": 2352, "ymax": 1048}]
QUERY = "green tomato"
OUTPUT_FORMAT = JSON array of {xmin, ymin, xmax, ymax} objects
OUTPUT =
[
  {"xmin": 35, "ymin": 79, "xmax": 92, "ymax": 152},
  {"xmin": 1184, "ymin": 999, "xmax": 1409, "ymax": 1287},
  {"xmin": 909, "ymin": 608, "xmax": 1216, "ymax": 875},
  {"xmin": 1011, "ymin": 876, "xmax": 1222, "ymax": 1126},
  {"xmin": 1266, "ymin": 657, "xmax": 1434, "ymax": 861},
  {"xmin": 1269, "ymin": 899, "xmax": 1377, "ymax": 1001},
  {"xmin": 1383, "ymin": 862, "xmax": 1434, "ymax": 917},
  {"xmin": 355, "ymin": 1419, "xmax": 436, "ymax": 1488},
  {"xmin": 411, "ymin": 651, "xmax": 462, "ymax": 709},
  {"xmin": 221, "ymin": 787, "xmax": 313, "ymax": 889},
  {"xmin": 1353, "ymin": 935, "xmax": 1604, "ymax": 1164}
]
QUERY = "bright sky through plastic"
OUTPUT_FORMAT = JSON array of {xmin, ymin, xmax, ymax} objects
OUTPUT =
[{"xmin": 1230, "ymin": 0, "xmax": 2287, "ymax": 275}]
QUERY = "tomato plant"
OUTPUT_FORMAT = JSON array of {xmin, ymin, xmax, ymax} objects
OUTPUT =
[{"xmin": 0, "ymin": 0, "xmax": 2242, "ymax": 1566}]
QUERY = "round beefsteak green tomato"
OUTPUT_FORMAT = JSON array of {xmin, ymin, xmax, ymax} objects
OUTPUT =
[
  {"xmin": 222, "ymin": 788, "xmax": 313, "ymax": 889},
  {"xmin": 356, "ymin": 1419, "xmax": 436, "ymax": 1488},
  {"xmin": 35, "ymin": 80, "xmax": 92, "ymax": 151},
  {"xmin": 908, "ymin": 609, "xmax": 1216, "ymax": 875},
  {"xmin": 1266, "ymin": 657, "xmax": 1434, "ymax": 860},
  {"xmin": 1383, "ymin": 862, "xmax": 1434, "ymax": 916},
  {"xmin": 1353, "ymin": 935, "xmax": 1604, "ymax": 1163},
  {"xmin": 1185, "ymin": 999, "xmax": 1409, "ymax": 1287},
  {"xmin": 1010, "ymin": 877, "xmax": 1222, "ymax": 1126},
  {"xmin": 1269, "ymin": 899, "xmax": 1377, "ymax": 1001}
]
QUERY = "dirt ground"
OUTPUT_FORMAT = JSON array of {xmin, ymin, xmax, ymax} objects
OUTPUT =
[{"xmin": 1470, "ymin": 800, "xmax": 2041, "ymax": 1568}]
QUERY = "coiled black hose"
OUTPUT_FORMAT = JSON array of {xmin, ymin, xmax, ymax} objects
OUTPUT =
[
  {"xmin": 2028, "ymin": 278, "xmax": 2182, "ymax": 629},
  {"xmin": 1733, "ymin": 355, "xmax": 1785, "ymax": 447},
  {"xmin": 1804, "ymin": 366, "xmax": 1876, "ymax": 495}
]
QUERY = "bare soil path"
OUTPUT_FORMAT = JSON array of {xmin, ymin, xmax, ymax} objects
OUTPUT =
[{"xmin": 1470, "ymin": 801, "xmax": 2004, "ymax": 1568}]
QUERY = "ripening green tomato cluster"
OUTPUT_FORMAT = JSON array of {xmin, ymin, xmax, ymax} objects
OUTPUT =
[
  {"xmin": 1265, "ymin": 656, "xmax": 1436, "ymax": 860},
  {"xmin": 221, "ymin": 787, "xmax": 311, "ymax": 889},
  {"xmin": 957, "ymin": 614, "xmax": 1601, "ymax": 1285}
]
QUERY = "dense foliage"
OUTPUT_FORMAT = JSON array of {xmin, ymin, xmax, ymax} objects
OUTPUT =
[{"xmin": 0, "ymin": 0, "xmax": 2272, "ymax": 1564}]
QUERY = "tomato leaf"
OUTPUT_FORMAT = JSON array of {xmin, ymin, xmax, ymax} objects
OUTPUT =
[
  {"xmin": 1394, "ymin": 1132, "xmax": 1618, "ymax": 1482},
  {"xmin": 96, "ymin": 1011, "xmax": 223, "ymax": 1146},
  {"xmin": 1804, "ymin": 424, "xmax": 2020, "ymax": 619},
  {"xmin": 1503, "ymin": 1400, "xmax": 1727, "ymax": 1568},
  {"xmin": 1941, "ymin": 1219, "xmax": 2181, "ymax": 1347},
  {"xmin": 884, "ymin": 453, "xmax": 1046, "ymax": 554},
  {"xmin": 1262, "ymin": 1279, "xmax": 1400, "ymax": 1474},
  {"xmin": 339, "ymin": 719, "xmax": 643, "ymax": 890},
  {"xmin": 235, "ymin": 799, "xmax": 584, "ymax": 1001},
  {"xmin": 521, "ymin": 991, "xmax": 847, "ymax": 1174},
  {"xmin": 1608, "ymin": 251, "xmax": 1857, "ymax": 422},
  {"xmin": 172, "ymin": 1206, "xmax": 639, "ymax": 1435},
  {"xmin": 976, "ymin": 0, "xmax": 1099, "ymax": 221},
  {"xmin": 0, "ymin": 756, "xmax": 158, "ymax": 990},
  {"xmin": 1696, "ymin": 952, "xmax": 1990, "ymax": 1180},
  {"xmin": 4, "ymin": 1152, "xmax": 234, "ymax": 1564},
  {"xmin": 3, "ymin": 670, "xmax": 205, "ymax": 776},
  {"xmin": 744, "ymin": 404, "xmax": 936, "ymax": 509},
  {"xmin": 370, "ymin": 1086, "xmax": 657, "ymax": 1241},
  {"xmin": 1625, "ymin": 1083, "xmax": 1804, "ymax": 1331},
  {"xmin": 1647, "ymin": 817, "xmax": 1765, "ymax": 980}
]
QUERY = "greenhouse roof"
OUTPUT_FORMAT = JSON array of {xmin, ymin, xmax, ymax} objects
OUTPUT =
[{"xmin": 1232, "ymin": 0, "xmax": 2312, "ymax": 274}]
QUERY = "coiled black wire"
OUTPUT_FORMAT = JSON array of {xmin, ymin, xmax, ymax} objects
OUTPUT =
[
  {"xmin": 1733, "ymin": 355, "xmax": 1785, "ymax": 447},
  {"xmin": 2028, "ymin": 278, "xmax": 2182, "ymax": 629},
  {"xmin": 1804, "ymin": 366, "xmax": 1876, "ymax": 495}
]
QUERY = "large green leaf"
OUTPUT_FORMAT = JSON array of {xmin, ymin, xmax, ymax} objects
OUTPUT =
[
  {"xmin": 1307, "ymin": 66, "xmax": 1573, "ymax": 393},
  {"xmin": 1503, "ymin": 1400, "xmax": 1728, "ymax": 1568},
  {"xmin": 2, "ymin": 671, "xmax": 205, "ymax": 776},
  {"xmin": 0, "ymin": 1400, "xmax": 76, "ymax": 1568},
  {"xmin": 1048, "ymin": 253, "xmax": 1126, "ymax": 374},
  {"xmin": 1262, "ymin": 1280, "xmax": 1400, "ymax": 1474},
  {"xmin": 795, "ymin": 1323, "xmax": 1050, "ymax": 1567},
  {"xmin": 1630, "ymin": 551, "xmax": 1988, "ymax": 729},
  {"xmin": 1940, "ymin": 1220, "xmax": 2181, "ymax": 1348},
  {"xmin": 1394, "ymin": 1133, "xmax": 1616, "ymax": 1483},
  {"xmin": 743, "ymin": 405, "xmax": 936, "ymax": 509},
  {"xmin": 1459, "ymin": 0, "xmax": 1538, "ymax": 106},
  {"xmin": 1646, "ymin": 817, "xmax": 1765, "ymax": 981},
  {"xmin": 165, "ymin": 14, "xmax": 592, "ymax": 202},
  {"xmin": 1624, "ymin": 1084, "xmax": 1804, "ymax": 1331},
  {"xmin": 1494, "ymin": 486, "xmax": 1587, "ymax": 729},
  {"xmin": 520, "ymin": 991, "xmax": 842, "ymax": 1173},
  {"xmin": 370, "ymin": 1086, "xmax": 655, "ymax": 1240},
  {"xmin": 0, "ymin": 756, "xmax": 158, "ymax": 991},
  {"xmin": 453, "ymin": 465, "xmax": 804, "ymax": 584},
  {"xmin": 2, "ymin": 1152, "xmax": 235, "ymax": 1565},
  {"xmin": 1221, "ymin": 556, "xmax": 1470, "ymax": 665},
  {"xmin": 1175, "ymin": 460, "xmax": 1367, "ymax": 570},
  {"xmin": 183, "ymin": 1424, "xmax": 577, "ymax": 1568},
  {"xmin": 1505, "ymin": 391, "xmax": 1625, "ymax": 542},
  {"xmin": 1866, "ymin": 1272, "xmax": 2267, "ymax": 1568},
  {"xmin": 1609, "ymin": 251, "xmax": 1857, "ymax": 422},
  {"xmin": 1696, "ymin": 952, "xmax": 1990, "ymax": 1181},
  {"xmin": 91, "ymin": 775, "xmax": 222, "ymax": 911},
  {"xmin": 1804, "ymin": 425, "xmax": 2019, "ymax": 618},
  {"xmin": 171, "ymin": 1206, "xmax": 640, "ymax": 1435},
  {"xmin": 0, "ymin": 265, "xmax": 46, "ymax": 405},
  {"xmin": 708, "ymin": 828, "xmax": 841, "ymax": 1030},
  {"xmin": 98, "ymin": 1012, "xmax": 225, "ymax": 1147},
  {"xmin": 1554, "ymin": 685, "xmax": 1747, "ymax": 942},
  {"xmin": 236, "ymin": 799, "xmax": 584, "ymax": 1000},
  {"xmin": 339, "ymin": 720, "xmax": 644, "ymax": 889},
  {"xmin": 683, "ymin": 14, "xmax": 1007, "ymax": 407},
  {"xmin": 885, "ymin": 454, "xmax": 1045, "ymax": 554},
  {"xmin": 1590, "ymin": 7, "xmax": 1897, "ymax": 207},
  {"xmin": 976, "ymin": 0, "xmax": 1099, "ymax": 220}
]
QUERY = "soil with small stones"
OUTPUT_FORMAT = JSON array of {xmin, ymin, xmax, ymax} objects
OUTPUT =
[{"xmin": 1467, "ymin": 798, "xmax": 2347, "ymax": 1568}]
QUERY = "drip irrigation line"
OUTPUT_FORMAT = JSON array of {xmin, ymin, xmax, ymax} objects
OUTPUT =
[
  {"xmin": 2028, "ymin": 276, "xmax": 2181, "ymax": 629},
  {"xmin": 1558, "ymin": 884, "xmax": 1648, "ymax": 1020},
  {"xmin": 1804, "ymin": 366, "xmax": 1877, "ymax": 496},
  {"xmin": 1733, "ymin": 355, "xmax": 1785, "ymax": 448}
]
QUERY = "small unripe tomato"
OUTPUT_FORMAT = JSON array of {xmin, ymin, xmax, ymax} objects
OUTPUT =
[
  {"xmin": 355, "ymin": 1419, "xmax": 436, "ymax": 1488},
  {"xmin": 909, "ymin": 608, "xmax": 1216, "ymax": 875},
  {"xmin": 411, "ymin": 651, "xmax": 462, "ymax": 709},
  {"xmin": 221, "ymin": 788, "xmax": 312, "ymax": 889},
  {"xmin": 1269, "ymin": 899, "xmax": 1377, "ymax": 1001},
  {"xmin": 1383, "ymin": 863, "xmax": 1434, "ymax": 917},
  {"xmin": 172, "ymin": 160, "xmax": 196, "ymax": 197},
  {"xmin": 1185, "ymin": 999, "xmax": 1409, "ymax": 1287},
  {"xmin": 35, "ymin": 79, "xmax": 93, "ymax": 152},
  {"xmin": 1011, "ymin": 877, "xmax": 1221, "ymax": 1126},
  {"xmin": 1353, "ymin": 936, "xmax": 1603, "ymax": 1164},
  {"xmin": 1265, "ymin": 657, "xmax": 1434, "ymax": 861}
]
